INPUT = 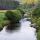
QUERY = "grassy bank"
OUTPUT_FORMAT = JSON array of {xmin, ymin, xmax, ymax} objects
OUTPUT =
[{"xmin": 0, "ymin": 10, "xmax": 22, "ymax": 31}]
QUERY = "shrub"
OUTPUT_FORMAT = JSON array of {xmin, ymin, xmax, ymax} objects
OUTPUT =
[
  {"xmin": 16, "ymin": 8, "xmax": 25, "ymax": 15},
  {"xmin": 31, "ymin": 7, "xmax": 40, "ymax": 40},
  {"xmin": 32, "ymin": 7, "xmax": 40, "ymax": 17},
  {"xmin": 4, "ymin": 10, "xmax": 22, "ymax": 30},
  {"xmin": 5, "ymin": 10, "xmax": 22, "ymax": 23}
]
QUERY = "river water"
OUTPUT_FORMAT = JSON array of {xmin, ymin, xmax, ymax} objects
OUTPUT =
[{"xmin": 0, "ymin": 18, "xmax": 37, "ymax": 40}]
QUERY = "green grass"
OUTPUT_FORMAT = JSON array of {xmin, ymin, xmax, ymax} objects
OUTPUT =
[{"xmin": 0, "ymin": 12, "xmax": 5, "ymax": 29}]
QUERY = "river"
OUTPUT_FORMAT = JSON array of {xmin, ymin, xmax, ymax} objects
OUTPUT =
[{"xmin": 0, "ymin": 18, "xmax": 37, "ymax": 40}]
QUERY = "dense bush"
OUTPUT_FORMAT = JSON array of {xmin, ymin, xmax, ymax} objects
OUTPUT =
[
  {"xmin": 5, "ymin": 10, "xmax": 22, "ymax": 23},
  {"xmin": 0, "ymin": 10, "xmax": 22, "ymax": 31},
  {"xmin": 32, "ymin": 7, "xmax": 40, "ymax": 28},
  {"xmin": 31, "ymin": 7, "xmax": 40, "ymax": 40},
  {"xmin": 17, "ymin": 8, "xmax": 25, "ymax": 15},
  {"xmin": 32, "ymin": 7, "xmax": 40, "ymax": 17},
  {"xmin": 5, "ymin": 10, "xmax": 22, "ymax": 30}
]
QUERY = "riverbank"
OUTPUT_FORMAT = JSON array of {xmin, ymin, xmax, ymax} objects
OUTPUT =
[{"xmin": 30, "ymin": 7, "xmax": 40, "ymax": 40}]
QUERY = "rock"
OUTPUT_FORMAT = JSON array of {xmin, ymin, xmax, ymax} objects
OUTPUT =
[{"xmin": 30, "ymin": 23, "xmax": 38, "ymax": 29}]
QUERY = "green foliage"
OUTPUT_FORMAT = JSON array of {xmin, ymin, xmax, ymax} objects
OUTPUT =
[
  {"xmin": 16, "ymin": 8, "xmax": 25, "ymax": 16},
  {"xmin": 32, "ymin": 7, "xmax": 40, "ymax": 17},
  {"xmin": 0, "ymin": 13, "xmax": 5, "ymax": 30},
  {"xmin": 4, "ymin": 10, "xmax": 22, "ymax": 30},
  {"xmin": 0, "ymin": 12, "xmax": 9, "ymax": 27},
  {"xmin": 37, "ymin": 30, "xmax": 40, "ymax": 40},
  {"xmin": 5, "ymin": 10, "xmax": 22, "ymax": 23},
  {"xmin": 0, "ymin": 10, "xmax": 22, "ymax": 31},
  {"xmin": 32, "ymin": 7, "xmax": 40, "ymax": 28},
  {"xmin": 31, "ymin": 6, "xmax": 40, "ymax": 40}
]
